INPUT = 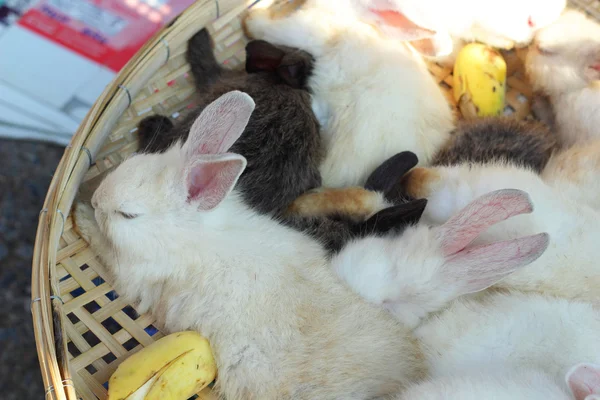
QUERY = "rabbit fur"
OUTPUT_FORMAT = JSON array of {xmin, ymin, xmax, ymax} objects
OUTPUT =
[
  {"xmin": 395, "ymin": 369, "xmax": 577, "ymax": 400},
  {"xmin": 244, "ymin": 3, "xmax": 455, "ymax": 188},
  {"xmin": 415, "ymin": 291, "xmax": 600, "ymax": 399},
  {"xmin": 526, "ymin": 10, "xmax": 600, "ymax": 147},
  {"xmin": 319, "ymin": 0, "xmax": 565, "ymax": 65},
  {"xmin": 400, "ymin": 160, "xmax": 600, "ymax": 303},
  {"xmin": 76, "ymin": 91, "xmax": 433, "ymax": 400}
]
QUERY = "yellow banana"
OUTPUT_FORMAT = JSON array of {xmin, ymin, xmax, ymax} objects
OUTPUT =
[
  {"xmin": 108, "ymin": 331, "xmax": 217, "ymax": 400},
  {"xmin": 453, "ymin": 43, "xmax": 507, "ymax": 119}
]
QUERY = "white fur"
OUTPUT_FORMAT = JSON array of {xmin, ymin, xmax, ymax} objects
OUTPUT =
[
  {"xmin": 417, "ymin": 162, "xmax": 600, "ymax": 303},
  {"xmin": 76, "ymin": 93, "xmax": 427, "ymax": 399},
  {"xmin": 396, "ymin": 369, "xmax": 572, "ymax": 400},
  {"xmin": 244, "ymin": 5, "xmax": 454, "ymax": 187},
  {"xmin": 415, "ymin": 292, "xmax": 600, "ymax": 397},
  {"xmin": 526, "ymin": 10, "xmax": 600, "ymax": 146},
  {"xmin": 329, "ymin": 0, "xmax": 565, "ymax": 53},
  {"xmin": 542, "ymin": 139, "xmax": 600, "ymax": 211}
]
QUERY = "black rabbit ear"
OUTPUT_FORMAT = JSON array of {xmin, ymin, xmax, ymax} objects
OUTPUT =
[
  {"xmin": 276, "ymin": 60, "xmax": 309, "ymax": 88},
  {"xmin": 354, "ymin": 198, "xmax": 427, "ymax": 235},
  {"xmin": 364, "ymin": 151, "xmax": 419, "ymax": 201},
  {"xmin": 245, "ymin": 40, "xmax": 286, "ymax": 73}
]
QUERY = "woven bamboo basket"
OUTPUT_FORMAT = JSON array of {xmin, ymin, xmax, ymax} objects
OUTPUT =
[{"xmin": 31, "ymin": 0, "xmax": 600, "ymax": 399}]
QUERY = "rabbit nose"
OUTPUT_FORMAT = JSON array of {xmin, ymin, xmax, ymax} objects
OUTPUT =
[{"xmin": 528, "ymin": 16, "xmax": 535, "ymax": 28}]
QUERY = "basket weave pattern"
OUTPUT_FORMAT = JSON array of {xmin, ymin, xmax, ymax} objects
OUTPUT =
[{"xmin": 31, "ymin": 0, "xmax": 600, "ymax": 399}]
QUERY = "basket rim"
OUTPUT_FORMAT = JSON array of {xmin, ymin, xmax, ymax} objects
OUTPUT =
[{"xmin": 30, "ymin": 1, "xmax": 251, "ymax": 398}]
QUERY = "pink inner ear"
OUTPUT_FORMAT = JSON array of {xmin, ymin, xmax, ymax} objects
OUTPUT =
[
  {"xmin": 439, "ymin": 189, "xmax": 533, "ymax": 256},
  {"xmin": 567, "ymin": 364, "xmax": 600, "ymax": 400},
  {"xmin": 591, "ymin": 64, "xmax": 600, "ymax": 72},
  {"xmin": 369, "ymin": 8, "xmax": 436, "ymax": 40},
  {"xmin": 186, "ymin": 155, "xmax": 246, "ymax": 211}
]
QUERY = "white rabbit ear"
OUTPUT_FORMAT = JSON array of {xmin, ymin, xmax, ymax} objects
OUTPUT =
[
  {"xmin": 185, "ymin": 153, "xmax": 247, "ymax": 211},
  {"xmin": 184, "ymin": 91, "xmax": 255, "ymax": 160},
  {"xmin": 566, "ymin": 363, "xmax": 600, "ymax": 400},
  {"xmin": 442, "ymin": 233, "xmax": 549, "ymax": 295},
  {"xmin": 363, "ymin": 0, "xmax": 438, "ymax": 42},
  {"xmin": 436, "ymin": 189, "xmax": 549, "ymax": 295}
]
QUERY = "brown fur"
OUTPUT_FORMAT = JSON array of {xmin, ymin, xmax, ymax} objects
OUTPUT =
[
  {"xmin": 287, "ymin": 187, "xmax": 383, "ymax": 221},
  {"xmin": 400, "ymin": 167, "xmax": 441, "ymax": 198},
  {"xmin": 432, "ymin": 117, "xmax": 557, "ymax": 172}
]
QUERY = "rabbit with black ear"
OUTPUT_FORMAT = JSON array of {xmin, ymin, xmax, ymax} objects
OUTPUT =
[
  {"xmin": 136, "ymin": 29, "xmax": 428, "ymax": 253},
  {"xmin": 244, "ymin": 2, "xmax": 455, "ymax": 188},
  {"xmin": 74, "ymin": 91, "xmax": 548, "ymax": 399},
  {"xmin": 138, "ymin": 28, "xmax": 322, "ymax": 217},
  {"xmin": 399, "ymin": 157, "xmax": 600, "ymax": 302},
  {"xmin": 526, "ymin": 9, "xmax": 600, "ymax": 147}
]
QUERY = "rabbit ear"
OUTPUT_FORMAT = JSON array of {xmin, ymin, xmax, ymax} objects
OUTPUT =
[
  {"xmin": 438, "ymin": 189, "xmax": 535, "ymax": 256},
  {"xmin": 442, "ymin": 233, "xmax": 549, "ymax": 295},
  {"xmin": 436, "ymin": 189, "xmax": 549, "ymax": 295},
  {"xmin": 364, "ymin": 151, "xmax": 419, "ymax": 198},
  {"xmin": 184, "ymin": 91, "xmax": 255, "ymax": 160},
  {"xmin": 566, "ymin": 363, "xmax": 600, "ymax": 400},
  {"xmin": 245, "ymin": 40, "xmax": 286, "ymax": 73},
  {"xmin": 363, "ymin": 0, "xmax": 437, "ymax": 41},
  {"xmin": 185, "ymin": 153, "xmax": 247, "ymax": 211},
  {"xmin": 356, "ymin": 198, "xmax": 427, "ymax": 234}
]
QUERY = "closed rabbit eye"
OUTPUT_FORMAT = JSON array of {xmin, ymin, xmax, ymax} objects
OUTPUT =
[{"xmin": 118, "ymin": 211, "xmax": 139, "ymax": 219}]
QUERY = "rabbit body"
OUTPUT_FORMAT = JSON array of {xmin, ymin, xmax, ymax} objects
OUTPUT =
[
  {"xmin": 526, "ymin": 10, "xmax": 600, "ymax": 147},
  {"xmin": 77, "ymin": 92, "xmax": 426, "ymax": 400},
  {"xmin": 401, "ymin": 161, "xmax": 600, "ymax": 302},
  {"xmin": 431, "ymin": 117, "xmax": 557, "ymax": 173},
  {"xmin": 416, "ymin": 292, "xmax": 600, "ymax": 397},
  {"xmin": 395, "ymin": 369, "xmax": 572, "ymax": 400},
  {"xmin": 244, "ymin": 5, "xmax": 454, "ymax": 188}
]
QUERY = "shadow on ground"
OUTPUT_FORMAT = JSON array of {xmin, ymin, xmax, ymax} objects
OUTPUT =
[{"xmin": 0, "ymin": 139, "xmax": 64, "ymax": 399}]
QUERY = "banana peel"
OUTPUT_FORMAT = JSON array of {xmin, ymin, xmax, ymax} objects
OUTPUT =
[
  {"xmin": 108, "ymin": 331, "xmax": 217, "ymax": 400},
  {"xmin": 453, "ymin": 43, "xmax": 507, "ymax": 119}
]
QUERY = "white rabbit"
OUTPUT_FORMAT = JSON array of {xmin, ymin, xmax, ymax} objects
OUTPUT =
[
  {"xmin": 243, "ymin": 4, "xmax": 455, "ymax": 188},
  {"xmin": 398, "ymin": 161, "xmax": 600, "ymax": 303},
  {"xmin": 415, "ymin": 291, "xmax": 600, "ymax": 398},
  {"xmin": 526, "ymin": 9, "xmax": 600, "ymax": 147},
  {"xmin": 77, "ymin": 91, "xmax": 428, "ymax": 400},
  {"xmin": 542, "ymin": 139, "xmax": 600, "ymax": 211},
  {"xmin": 332, "ymin": 188, "xmax": 549, "ymax": 329},
  {"xmin": 306, "ymin": 0, "xmax": 565, "ymax": 62},
  {"xmin": 395, "ymin": 364, "xmax": 600, "ymax": 400},
  {"xmin": 396, "ymin": 369, "xmax": 571, "ymax": 400},
  {"xmin": 73, "ymin": 91, "xmax": 549, "ymax": 399}
]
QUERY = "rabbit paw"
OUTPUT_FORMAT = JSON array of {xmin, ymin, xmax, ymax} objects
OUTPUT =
[
  {"xmin": 243, "ymin": 8, "xmax": 273, "ymax": 39},
  {"xmin": 73, "ymin": 202, "xmax": 99, "ymax": 244},
  {"xmin": 400, "ymin": 167, "xmax": 442, "ymax": 199}
]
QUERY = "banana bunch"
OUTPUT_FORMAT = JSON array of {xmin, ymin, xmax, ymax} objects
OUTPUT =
[
  {"xmin": 453, "ymin": 43, "xmax": 507, "ymax": 119},
  {"xmin": 108, "ymin": 331, "xmax": 217, "ymax": 400}
]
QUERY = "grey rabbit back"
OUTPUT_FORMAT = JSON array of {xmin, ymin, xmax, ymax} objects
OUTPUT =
[{"xmin": 432, "ymin": 117, "xmax": 557, "ymax": 172}]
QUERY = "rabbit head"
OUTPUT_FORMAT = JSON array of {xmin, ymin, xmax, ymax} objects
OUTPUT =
[
  {"xmin": 333, "ymin": 188, "xmax": 549, "ymax": 328},
  {"xmin": 567, "ymin": 363, "xmax": 600, "ymax": 400},
  {"xmin": 90, "ymin": 91, "xmax": 254, "ymax": 263},
  {"xmin": 527, "ymin": 10, "xmax": 600, "ymax": 96}
]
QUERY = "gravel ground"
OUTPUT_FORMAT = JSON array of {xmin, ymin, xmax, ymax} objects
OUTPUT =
[{"xmin": 0, "ymin": 139, "xmax": 65, "ymax": 399}]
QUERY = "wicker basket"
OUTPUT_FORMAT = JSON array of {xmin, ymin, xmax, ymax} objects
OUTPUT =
[{"xmin": 31, "ymin": 0, "xmax": 600, "ymax": 399}]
